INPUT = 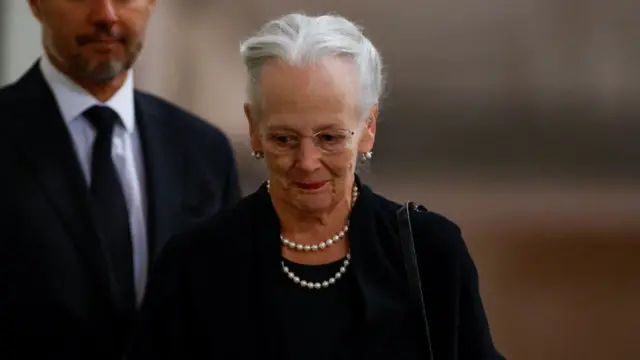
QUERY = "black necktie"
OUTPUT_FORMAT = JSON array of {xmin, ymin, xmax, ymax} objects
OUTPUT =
[{"xmin": 84, "ymin": 105, "xmax": 135, "ymax": 310}]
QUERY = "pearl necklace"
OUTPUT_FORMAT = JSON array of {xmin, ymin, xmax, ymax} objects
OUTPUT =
[
  {"xmin": 267, "ymin": 180, "xmax": 358, "ymax": 289},
  {"xmin": 281, "ymin": 224, "xmax": 348, "ymax": 252},
  {"xmin": 281, "ymin": 253, "xmax": 351, "ymax": 290},
  {"xmin": 267, "ymin": 181, "xmax": 359, "ymax": 252}
]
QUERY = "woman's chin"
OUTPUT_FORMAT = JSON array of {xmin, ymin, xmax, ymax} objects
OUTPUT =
[{"xmin": 292, "ymin": 193, "xmax": 333, "ymax": 212}]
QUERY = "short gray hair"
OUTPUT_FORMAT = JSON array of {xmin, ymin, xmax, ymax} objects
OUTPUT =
[{"xmin": 239, "ymin": 13, "xmax": 384, "ymax": 120}]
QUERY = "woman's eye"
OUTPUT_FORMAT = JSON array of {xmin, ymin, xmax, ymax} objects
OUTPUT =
[
  {"xmin": 319, "ymin": 133, "xmax": 346, "ymax": 143},
  {"xmin": 270, "ymin": 134, "xmax": 296, "ymax": 144}
]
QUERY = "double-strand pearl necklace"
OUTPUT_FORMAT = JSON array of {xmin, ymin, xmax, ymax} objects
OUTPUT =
[
  {"xmin": 266, "ymin": 180, "xmax": 358, "ymax": 289},
  {"xmin": 282, "ymin": 253, "xmax": 351, "ymax": 290}
]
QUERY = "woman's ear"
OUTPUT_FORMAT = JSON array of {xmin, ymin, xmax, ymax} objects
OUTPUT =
[
  {"xmin": 244, "ymin": 103, "xmax": 263, "ymax": 152},
  {"xmin": 358, "ymin": 104, "xmax": 378, "ymax": 153},
  {"xmin": 244, "ymin": 103, "xmax": 254, "ymax": 130}
]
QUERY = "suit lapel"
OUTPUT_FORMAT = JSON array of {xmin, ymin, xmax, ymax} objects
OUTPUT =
[
  {"xmin": 11, "ymin": 62, "xmax": 120, "ymax": 308},
  {"xmin": 134, "ymin": 93, "xmax": 184, "ymax": 261}
]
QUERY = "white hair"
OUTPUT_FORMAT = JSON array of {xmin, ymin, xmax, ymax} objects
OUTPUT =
[{"xmin": 239, "ymin": 13, "xmax": 384, "ymax": 120}]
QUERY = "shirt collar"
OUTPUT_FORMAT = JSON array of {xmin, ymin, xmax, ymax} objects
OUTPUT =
[{"xmin": 39, "ymin": 53, "xmax": 136, "ymax": 132}]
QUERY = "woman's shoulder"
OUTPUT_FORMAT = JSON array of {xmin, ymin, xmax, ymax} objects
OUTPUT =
[{"xmin": 369, "ymin": 190, "xmax": 467, "ymax": 256}]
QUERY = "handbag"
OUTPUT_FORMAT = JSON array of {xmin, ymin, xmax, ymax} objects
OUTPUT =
[{"xmin": 397, "ymin": 201, "xmax": 434, "ymax": 360}]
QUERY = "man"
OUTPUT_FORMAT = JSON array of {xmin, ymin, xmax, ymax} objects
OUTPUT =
[{"xmin": 0, "ymin": 1, "xmax": 241, "ymax": 359}]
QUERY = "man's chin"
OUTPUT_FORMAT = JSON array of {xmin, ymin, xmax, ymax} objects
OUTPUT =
[{"xmin": 84, "ymin": 61, "xmax": 127, "ymax": 83}]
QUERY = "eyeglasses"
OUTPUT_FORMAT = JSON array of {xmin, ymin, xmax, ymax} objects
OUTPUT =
[{"xmin": 262, "ymin": 129, "xmax": 356, "ymax": 154}]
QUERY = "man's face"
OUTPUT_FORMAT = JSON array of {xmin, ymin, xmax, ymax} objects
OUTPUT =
[{"xmin": 29, "ymin": 0, "xmax": 156, "ymax": 83}]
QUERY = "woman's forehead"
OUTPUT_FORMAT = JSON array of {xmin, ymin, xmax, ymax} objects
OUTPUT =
[
  {"xmin": 263, "ymin": 112, "xmax": 357, "ymax": 133},
  {"xmin": 260, "ymin": 90, "xmax": 360, "ymax": 131},
  {"xmin": 259, "ymin": 58, "xmax": 360, "ymax": 111}
]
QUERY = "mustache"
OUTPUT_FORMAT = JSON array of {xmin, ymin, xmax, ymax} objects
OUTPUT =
[{"xmin": 76, "ymin": 23, "xmax": 125, "ymax": 46}]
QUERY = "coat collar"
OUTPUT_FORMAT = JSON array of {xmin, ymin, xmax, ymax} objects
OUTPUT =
[{"xmin": 39, "ymin": 54, "xmax": 136, "ymax": 132}]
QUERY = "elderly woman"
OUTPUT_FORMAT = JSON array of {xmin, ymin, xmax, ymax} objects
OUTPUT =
[{"xmin": 129, "ymin": 13, "xmax": 504, "ymax": 360}]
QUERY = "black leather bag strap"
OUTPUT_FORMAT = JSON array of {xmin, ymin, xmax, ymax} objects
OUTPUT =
[{"xmin": 397, "ymin": 201, "xmax": 434, "ymax": 360}]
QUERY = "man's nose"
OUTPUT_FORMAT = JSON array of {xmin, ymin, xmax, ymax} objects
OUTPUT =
[{"xmin": 89, "ymin": 0, "xmax": 118, "ymax": 24}]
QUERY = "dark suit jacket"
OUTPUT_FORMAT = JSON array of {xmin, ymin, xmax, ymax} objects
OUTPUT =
[
  {"xmin": 0, "ymin": 62, "xmax": 241, "ymax": 359},
  {"xmin": 128, "ymin": 177, "xmax": 504, "ymax": 360}
]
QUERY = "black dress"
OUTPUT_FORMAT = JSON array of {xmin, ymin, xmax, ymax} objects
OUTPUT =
[
  {"xmin": 276, "ymin": 257, "xmax": 360, "ymax": 360},
  {"xmin": 128, "ymin": 177, "xmax": 504, "ymax": 360}
]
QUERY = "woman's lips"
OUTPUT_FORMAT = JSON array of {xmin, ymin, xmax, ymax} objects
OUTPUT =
[{"xmin": 295, "ymin": 181, "xmax": 328, "ymax": 190}]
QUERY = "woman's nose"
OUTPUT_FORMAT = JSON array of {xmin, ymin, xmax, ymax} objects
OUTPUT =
[{"xmin": 295, "ymin": 139, "xmax": 323, "ymax": 172}]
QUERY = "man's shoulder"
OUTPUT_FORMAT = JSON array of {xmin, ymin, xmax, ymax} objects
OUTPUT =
[
  {"xmin": 0, "ymin": 81, "xmax": 27, "ymax": 134},
  {"xmin": 0, "ymin": 81, "xmax": 20, "ymax": 105},
  {"xmin": 0, "ymin": 81, "xmax": 15, "ymax": 93},
  {"xmin": 161, "ymin": 190, "xmax": 260, "ymax": 255},
  {"xmin": 134, "ymin": 89, "xmax": 230, "ymax": 144},
  {"xmin": 0, "ymin": 62, "xmax": 42, "ymax": 104}
]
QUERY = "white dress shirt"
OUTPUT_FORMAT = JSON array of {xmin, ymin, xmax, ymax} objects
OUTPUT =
[{"xmin": 40, "ymin": 55, "xmax": 148, "ymax": 306}]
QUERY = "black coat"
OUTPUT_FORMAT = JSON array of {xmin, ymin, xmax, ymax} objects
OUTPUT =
[
  {"xmin": 129, "ymin": 177, "xmax": 505, "ymax": 359},
  {"xmin": 0, "ymin": 62, "xmax": 241, "ymax": 359}
]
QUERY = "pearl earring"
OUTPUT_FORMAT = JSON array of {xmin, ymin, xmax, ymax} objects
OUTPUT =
[
  {"xmin": 360, "ymin": 151, "xmax": 373, "ymax": 163},
  {"xmin": 251, "ymin": 151, "xmax": 264, "ymax": 160}
]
